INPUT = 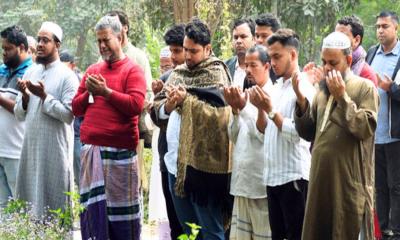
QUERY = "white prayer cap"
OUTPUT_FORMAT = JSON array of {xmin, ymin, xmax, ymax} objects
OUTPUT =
[
  {"xmin": 39, "ymin": 21, "xmax": 63, "ymax": 42},
  {"xmin": 160, "ymin": 47, "xmax": 171, "ymax": 58},
  {"xmin": 322, "ymin": 32, "xmax": 351, "ymax": 50},
  {"xmin": 27, "ymin": 36, "xmax": 37, "ymax": 47}
]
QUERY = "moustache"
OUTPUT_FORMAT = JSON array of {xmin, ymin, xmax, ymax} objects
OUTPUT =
[{"xmin": 243, "ymin": 76, "xmax": 256, "ymax": 90}]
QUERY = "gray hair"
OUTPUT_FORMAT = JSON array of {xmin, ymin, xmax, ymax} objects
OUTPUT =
[
  {"xmin": 342, "ymin": 47, "xmax": 352, "ymax": 56},
  {"xmin": 95, "ymin": 15, "xmax": 122, "ymax": 35}
]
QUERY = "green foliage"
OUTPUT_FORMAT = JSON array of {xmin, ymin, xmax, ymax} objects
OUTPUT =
[
  {"xmin": 178, "ymin": 222, "xmax": 202, "ymax": 240},
  {"xmin": 341, "ymin": 0, "xmax": 400, "ymax": 51},
  {"xmin": 49, "ymin": 191, "xmax": 84, "ymax": 230},
  {"xmin": 142, "ymin": 147, "xmax": 153, "ymax": 223},
  {"xmin": 3, "ymin": 198, "xmax": 27, "ymax": 215},
  {"xmin": 143, "ymin": 22, "xmax": 164, "ymax": 79},
  {"xmin": 0, "ymin": 192, "xmax": 84, "ymax": 239},
  {"xmin": 0, "ymin": 0, "xmax": 398, "ymax": 73}
]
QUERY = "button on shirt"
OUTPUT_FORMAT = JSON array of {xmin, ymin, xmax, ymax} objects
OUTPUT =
[
  {"xmin": 263, "ymin": 73, "xmax": 316, "ymax": 187},
  {"xmin": 370, "ymin": 40, "xmax": 400, "ymax": 144},
  {"xmin": 229, "ymin": 81, "xmax": 274, "ymax": 199}
]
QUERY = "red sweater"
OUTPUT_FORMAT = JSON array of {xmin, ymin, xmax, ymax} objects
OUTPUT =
[{"xmin": 72, "ymin": 57, "xmax": 146, "ymax": 150}]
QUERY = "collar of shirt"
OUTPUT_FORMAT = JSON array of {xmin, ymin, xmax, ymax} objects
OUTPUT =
[
  {"xmin": 0, "ymin": 57, "xmax": 33, "ymax": 77},
  {"xmin": 234, "ymin": 58, "xmax": 244, "ymax": 71},
  {"xmin": 41, "ymin": 59, "xmax": 61, "ymax": 70},
  {"xmin": 275, "ymin": 76, "xmax": 292, "ymax": 89},
  {"xmin": 261, "ymin": 78, "xmax": 275, "ymax": 93},
  {"xmin": 377, "ymin": 39, "xmax": 400, "ymax": 56}
]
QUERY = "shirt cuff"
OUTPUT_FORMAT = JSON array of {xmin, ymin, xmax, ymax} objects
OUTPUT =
[{"xmin": 42, "ymin": 93, "xmax": 54, "ymax": 112}]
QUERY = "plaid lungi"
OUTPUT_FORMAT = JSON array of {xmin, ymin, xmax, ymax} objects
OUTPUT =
[{"xmin": 79, "ymin": 144, "xmax": 141, "ymax": 240}]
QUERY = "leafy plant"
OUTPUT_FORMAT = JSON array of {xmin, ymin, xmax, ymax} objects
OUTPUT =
[
  {"xmin": 0, "ymin": 191, "xmax": 84, "ymax": 239},
  {"xmin": 178, "ymin": 222, "xmax": 201, "ymax": 240}
]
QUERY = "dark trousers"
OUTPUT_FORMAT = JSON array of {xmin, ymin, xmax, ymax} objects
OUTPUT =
[
  {"xmin": 161, "ymin": 171, "xmax": 183, "ymax": 239},
  {"xmin": 267, "ymin": 179, "xmax": 308, "ymax": 240},
  {"xmin": 375, "ymin": 142, "xmax": 400, "ymax": 236}
]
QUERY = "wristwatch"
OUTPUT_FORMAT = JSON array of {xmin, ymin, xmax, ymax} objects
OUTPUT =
[{"xmin": 268, "ymin": 110, "xmax": 276, "ymax": 120}]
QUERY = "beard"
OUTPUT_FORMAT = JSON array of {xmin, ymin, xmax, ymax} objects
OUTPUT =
[
  {"xmin": 4, "ymin": 54, "xmax": 21, "ymax": 69},
  {"xmin": 243, "ymin": 76, "xmax": 256, "ymax": 90},
  {"xmin": 319, "ymin": 70, "xmax": 348, "ymax": 96},
  {"xmin": 319, "ymin": 79, "xmax": 330, "ymax": 96},
  {"xmin": 36, "ymin": 53, "xmax": 54, "ymax": 65}
]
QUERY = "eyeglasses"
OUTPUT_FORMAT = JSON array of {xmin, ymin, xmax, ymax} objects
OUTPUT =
[{"xmin": 37, "ymin": 37, "xmax": 53, "ymax": 44}]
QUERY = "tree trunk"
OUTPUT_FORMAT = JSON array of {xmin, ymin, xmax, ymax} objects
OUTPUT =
[
  {"xmin": 271, "ymin": 0, "xmax": 278, "ymax": 16},
  {"xmin": 75, "ymin": 30, "xmax": 88, "ymax": 69},
  {"xmin": 173, "ymin": 0, "xmax": 197, "ymax": 23}
]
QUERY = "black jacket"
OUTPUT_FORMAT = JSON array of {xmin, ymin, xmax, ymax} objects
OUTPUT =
[{"xmin": 367, "ymin": 44, "xmax": 400, "ymax": 138}]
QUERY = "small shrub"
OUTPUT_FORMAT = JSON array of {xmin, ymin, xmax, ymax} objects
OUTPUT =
[
  {"xmin": 0, "ymin": 191, "xmax": 84, "ymax": 239},
  {"xmin": 178, "ymin": 222, "xmax": 201, "ymax": 240}
]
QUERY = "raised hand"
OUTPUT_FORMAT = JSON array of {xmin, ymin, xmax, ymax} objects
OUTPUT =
[
  {"xmin": 164, "ymin": 85, "xmax": 186, "ymax": 114},
  {"xmin": 17, "ymin": 78, "xmax": 30, "ymax": 109},
  {"xmin": 26, "ymin": 80, "xmax": 47, "ymax": 100},
  {"xmin": 376, "ymin": 73, "xmax": 392, "ymax": 92},
  {"xmin": 86, "ymin": 74, "xmax": 111, "ymax": 97},
  {"xmin": 17, "ymin": 78, "xmax": 29, "ymax": 96},
  {"xmin": 223, "ymin": 86, "xmax": 247, "ymax": 114},
  {"xmin": 326, "ymin": 70, "xmax": 345, "ymax": 100},
  {"xmin": 173, "ymin": 85, "xmax": 187, "ymax": 106},
  {"xmin": 292, "ymin": 71, "xmax": 307, "ymax": 113},
  {"xmin": 152, "ymin": 79, "xmax": 164, "ymax": 94},
  {"xmin": 248, "ymin": 85, "xmax": 272, "ymax": 113},
  {"xmin": 303, "ymin": 62, "xmax": 324, "ymax": 84}
]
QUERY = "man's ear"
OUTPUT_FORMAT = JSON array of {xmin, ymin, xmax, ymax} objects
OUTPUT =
[
  {"xmin": 55, "ymin": 41, "xmax": 61, "ymax": 49},
  {"xmin": 18, "ymin": 43, "xmax": 26, "ymax": 53},
  {"xmin": 264, "ymin": 62, "xmax": 270, "ymax": 71},
  {"xmin": 117, "ymin": 33, "xmax": 123, "ymax": 44},
  {"xmin": 123, "ymin": 25, "xmax": 128, "ymax": 33},
  {"xmin": 354, "ymin": 35, "xmax": 361, "ymax": 48},
  {"xmin": 290, "ymin": 48, "xmax": 297, "ymax": 61},
  {"xmin": 346, "ymin": 54, "xmax": 352, "ymax": 66},
  {"xmin": 205, "ymin": 44, "xmax": 212, "ymax": 55}
]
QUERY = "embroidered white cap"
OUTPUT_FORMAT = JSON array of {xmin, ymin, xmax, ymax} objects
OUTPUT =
[
  {"xmin": 322, "ymin": 32, "xmax": 351, "ymax": 50},
  {"xmin": 160, "ymin": 46, "xmax": 171, "ymax": 58},
  {"xmin": 39, "ymin": 21, "xmax": 63, "ymax": 42}
]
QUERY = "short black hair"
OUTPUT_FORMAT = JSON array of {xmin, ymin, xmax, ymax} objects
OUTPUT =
[
  {"xmin": 184, "ymin": 18, "xmax": 211, "ymax": 46},
  {"xmin": 232, "ymin": 18, "xmax": 255, "ymax": 36},
  {"xmin": 0, "ymin": 25, "xmax": 28, "ymax": 51},
  {"xmin": 337, "ymin": 15, "xmax": 364, "ymax": 45},
  {"xmin": 60, "ymin": 50, "xmax": 75, "ymax": 63},
  {"xmin": 247, "ymin": 45, "xmax": 270, "ymax": 64},
  {"xmin": 164, "ymin": 24, "xmax": 185, "ymax": 47},
  {"xmin": 267, "ymin": 28, "xmax": 300, "ymax": 51},
  {"xmin": 255, "ymin": 13, "xmax": 281, "ymax": 32},
  {"xmin": 377, "ymin": 11, "xmax": 399, "ymax": 24},
  {"xmin": 107, "ymin": 10, "xmax": 130, "ymax": 33}
]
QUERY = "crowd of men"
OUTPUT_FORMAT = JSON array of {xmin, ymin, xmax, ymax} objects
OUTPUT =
[{"xmin": 0, "ymin": 8, "xmax": 399, "ymax": 240}]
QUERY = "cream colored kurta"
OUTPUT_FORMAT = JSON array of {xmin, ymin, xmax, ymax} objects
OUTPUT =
[{"xmin": 294, "ymin": 73, "xmax": 379, "ymax": 240}]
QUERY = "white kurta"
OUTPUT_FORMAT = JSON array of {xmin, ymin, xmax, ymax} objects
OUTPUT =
[{"xmin": 14, "ymin": 60, "xmax": 79, "ymax": 216}]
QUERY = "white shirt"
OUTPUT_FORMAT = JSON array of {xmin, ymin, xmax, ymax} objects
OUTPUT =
[
  {"xmin": 229, "ymin": 81, "xmax": 274, "ymax": 199},
  {"xmin": 263, "ymin": 73, "xmax": 316, "ymax": 186},
  {"xmin": 232, "ymin": 59, "xmax": 246, "ymax": 88},
  {"xmin": 0, "ymin": 87, "xmax": 25, "ymax": 159},
  {"xmin": 159, "ymin": 105, "xmax": 180, "ymax": 176}
]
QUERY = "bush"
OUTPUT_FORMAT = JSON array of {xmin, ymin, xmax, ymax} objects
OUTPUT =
[{"xmin": 0, "ymin": 192, "xmax": 83, "ymax": 240}]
